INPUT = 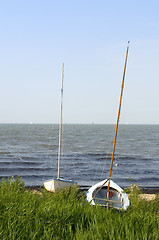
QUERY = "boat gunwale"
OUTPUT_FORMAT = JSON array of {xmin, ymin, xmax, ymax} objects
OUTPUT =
[{"xmin": 43, "ymin": 178, "xmax": 76, "ymax": 183}]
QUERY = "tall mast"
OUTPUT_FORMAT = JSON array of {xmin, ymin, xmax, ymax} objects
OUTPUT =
[
  {"xmin": 107, "ymin": 42, "xmax": 129, "ymax": 195},
  {"xmin": 58, "ymin": 63, "xmax": 64, "ymax": 179}
]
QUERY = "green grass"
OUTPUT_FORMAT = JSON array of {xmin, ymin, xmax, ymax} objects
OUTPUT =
[{"xmin": 0, "ymin": 177, "xmax": 159, "ymax": 240}]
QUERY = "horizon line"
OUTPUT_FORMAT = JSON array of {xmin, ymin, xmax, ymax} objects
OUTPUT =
[{"xmin": 0, "ymin": 122, "xmax": 159, "ymax": 125}]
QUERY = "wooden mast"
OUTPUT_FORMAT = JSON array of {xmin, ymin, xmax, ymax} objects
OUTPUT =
[
  {"xmin": 107, "ymin": 42, "xmax": 129, "ymax": 198},
  {"xmin": 58, "ymin": 63, "xmax": 64, "ymax": 179}
]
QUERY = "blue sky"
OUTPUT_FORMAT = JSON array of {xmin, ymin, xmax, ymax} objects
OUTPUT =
[{"xmin": 0, "ymin": 0, "xmax": 159, "ymax": 124}]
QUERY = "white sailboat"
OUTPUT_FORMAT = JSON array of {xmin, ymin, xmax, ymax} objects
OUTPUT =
[
  {"xmin": 86, "ymin": 43, "xmax": 130, "ymax": 210},
  {"xmin": 44, "ymin": 63, "xmax": 76, "ymax": 192},
  {"xmin": 86, "ymin": 179, "xmax": 130, "ymax": 211}
]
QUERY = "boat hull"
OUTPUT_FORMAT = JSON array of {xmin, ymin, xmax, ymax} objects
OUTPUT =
[
  {"xmin": 43, "ymin": 178, "xmax": 76, "ymax": 192},
  {"xmin": 86, "ymin": 179, "xmax": 130, "ymax": 210}
]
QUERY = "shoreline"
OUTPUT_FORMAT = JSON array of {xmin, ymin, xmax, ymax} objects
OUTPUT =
[
  {"xmin": 25, "ymin": 185, "xmax": 159, "ymax": 194},
  {"xmin": 25, "ymin": 185, "xmax": 159, "ymax": 202}
]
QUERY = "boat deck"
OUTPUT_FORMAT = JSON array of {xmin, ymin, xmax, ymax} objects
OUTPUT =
[{"xmin": 93, "ymin": 187, "xmax": 124, "ymax": 209}]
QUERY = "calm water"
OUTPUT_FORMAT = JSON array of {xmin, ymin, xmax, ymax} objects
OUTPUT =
[{"xmin": 0, "ymin": 124, "xmax": 159, "ymax": 188}]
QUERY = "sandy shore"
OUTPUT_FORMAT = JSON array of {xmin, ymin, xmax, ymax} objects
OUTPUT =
[
  {"xmin": 139, "ymin": 194, "xmax": 156, "ymax": 201},
  {"xmin": 25, "ymin": 186, "xmax": 159, "ymax": 193},
  {"xmin": 26, "ymin": 186, "xmax": 159, "ymax": 201}
]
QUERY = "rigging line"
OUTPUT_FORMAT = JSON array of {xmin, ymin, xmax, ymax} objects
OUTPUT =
[
  {"xmin": 58, "ymin": 63, "xmax": 64, "ymax": 179},
  {"xmin": 92, "ymin": 152, "xmax": 112, "ymax": 199},
  {"xmin": 95, "ymin": 127, "xmax": 115, "ymax": 182},
  {"xmin": 61, "ymin": 119, "xmax": 64, "ymax": 171},
  {"xmin": 92, "ymin": 151, "xmax": 101, "ymax": 182},
  {"xmin": 92, "ymin": 127, "xmax": 106, "ymax": 182},
  {"xmin": 100, "ymin": 153, "xmax": 107, "ymax": 181},
  {"xmin": 92, "ymin": 178, "xmax": 110, "ymax": 200},
  {"xmin": 61, "ymin": 75, "xmax": 64, "ymax": 166},
  {"xmin": 93, "ymin": 127, "xmax": 115, "ymax": 183},
  {"xmin": 92, "ymin": 147, "xmax": 104, "ymax": 183},
  {"xmin": 100, "ymin": 151, "xmax": 109, "ymax": 181}
]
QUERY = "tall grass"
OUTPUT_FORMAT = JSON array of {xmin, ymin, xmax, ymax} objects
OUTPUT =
[{"xmin": 0, "ymin": 177, "xmax": 159, "ymax": 240}]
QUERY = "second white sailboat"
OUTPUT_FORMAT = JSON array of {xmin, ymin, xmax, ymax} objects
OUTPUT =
[{"xmin": 44, "ymin": 63, "xmax": 76, "ymax": 192}]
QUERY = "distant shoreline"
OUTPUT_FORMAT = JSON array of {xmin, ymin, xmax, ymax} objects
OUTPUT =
[{"xmin": 0, "ymin": 123, "xmax": 159, "ymax": 125}]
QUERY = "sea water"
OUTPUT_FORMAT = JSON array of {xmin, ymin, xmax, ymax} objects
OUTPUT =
[{"xmin": 0, "ymin": 124, "xmax": 159, "ymax": 187}]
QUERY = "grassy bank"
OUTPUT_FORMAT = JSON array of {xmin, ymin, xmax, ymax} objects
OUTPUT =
[{"xmin": 0, "ymin": 178, "xmax": 159, "ymax": 240}]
